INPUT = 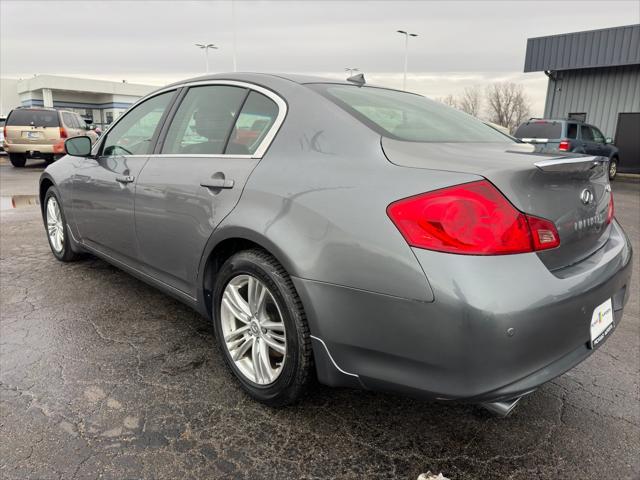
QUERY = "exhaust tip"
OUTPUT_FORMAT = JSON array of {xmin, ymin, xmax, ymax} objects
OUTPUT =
[{"xmin": 481, "ymin": 397, "xmax": 522, "ymax": 417}]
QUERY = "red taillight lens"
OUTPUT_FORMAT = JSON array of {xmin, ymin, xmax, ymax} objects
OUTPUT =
[
  {"xmin": 59, "ymin": 127, "xmax": 68, "ymax": 139},
  {"xmin": 558, "ymin": 139, "xmax": 570, "ymax": 151},
  {"xmin": 606, "ymin": 193, "xmax": 615, "ymax": 224},
  {"xmin": 387, "ymin": 180, "xmax": 560, "ymax": 255}
]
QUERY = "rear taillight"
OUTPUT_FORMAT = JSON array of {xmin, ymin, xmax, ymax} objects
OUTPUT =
[
  {"xmin": 59, "ymin": 127, "xmax": 68, "ymax": 139},
  {"xmin": 558, "ymin": 139, "xmax": 571, "ymax": 151},
  {"xmin": 606, "ymin": 193, "xmax": 615, "ymax": 224},
  {"xmin": 387, "ymin": 180, "xmax": 560, "ymax": 255}
]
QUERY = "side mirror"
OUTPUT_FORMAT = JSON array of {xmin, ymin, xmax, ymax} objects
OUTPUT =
[
  {"xmin": 605, "ymin": 137, "xmax": 613, "ymax": 144},
  {"xmin": 65, "ymin": 136, "xmax": 93, "ymax": 157}
]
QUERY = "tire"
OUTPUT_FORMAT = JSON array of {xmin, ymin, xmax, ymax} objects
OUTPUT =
[
  {"xmin": 212, "ymin": 249, "xmax": 312, "ymax": 406},
  {"xmin": 44, "ymin": 155, "xmax": 56, "ymax": 165},
  {"xmin": 608, "ymin": 157, "xmax": 618, "ymax": 180},
  {"xmin": 43, "ymin": 187, "xmax": 79, "ymax": 262},
  {"xmin": 9, "ymin": 153, "xmax": 26, "ymax": 168}
]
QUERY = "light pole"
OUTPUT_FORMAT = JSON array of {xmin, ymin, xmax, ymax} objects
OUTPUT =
[
  {"xmin": 345, "ymin": 67, "xmax": 360, "ymax": 78},
  {"xmin": 397, "ymin": 30, "xmax": 418, "ymax": 90},
  {"xmin": 195, "ymin": 43, "xmax": 218, "ymax": 74}
]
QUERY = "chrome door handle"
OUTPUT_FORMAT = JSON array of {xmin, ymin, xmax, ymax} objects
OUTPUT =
[
  {"xmin": 116, "ymin": 175, "xmax": 135, "ymax": 184},
  {"xmin": 200, "ymin": 178, "xmax": 235, "ymax": 189}
]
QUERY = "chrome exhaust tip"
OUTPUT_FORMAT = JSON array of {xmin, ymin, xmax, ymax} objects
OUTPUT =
[{"xmin": 481, "ymin": 397, "xmax": 522, "ymax": 417}]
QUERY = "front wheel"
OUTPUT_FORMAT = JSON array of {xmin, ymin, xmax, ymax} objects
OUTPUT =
[
  {"xmin": 43, "ymin": 187, "xmax": 79, "ymax": 262},
  {"xmin": 212, "ymin": 249, "xmax": 313, "ymax": 406},
  {"xmin": 608, "ymin": 158, "xmax": 618, "ymax": 180}
]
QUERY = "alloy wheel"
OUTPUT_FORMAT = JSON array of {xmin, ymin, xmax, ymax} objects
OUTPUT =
[
  {"xmin": 46, "ymin": 196, "xmax": 64, "ymax": 253},
  {"xmin": 220, "ymin": 274, "xmax": 287, "ymax": 385}
]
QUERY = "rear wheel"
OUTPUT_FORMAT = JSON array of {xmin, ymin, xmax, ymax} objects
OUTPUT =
[
  {"xmin": 608, "ymin": 157, "xmax": 618, "ymax": 180},
  {"xmin": 9, "ymin": 153, "xmax": 26, "ymax": 168},
  {"xmin": 44, "ymin": 187, "xmax": 79, "ymax": 262},
  {"xmin": 212, "ymin": 249, "xmax": 312, "ymax": 406}
]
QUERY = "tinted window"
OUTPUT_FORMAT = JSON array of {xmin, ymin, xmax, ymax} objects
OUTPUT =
[
  {"xmin": 102, "ymin": 92, "xmax": 174, "ymax": 156},
  {"xmin": 7, "ymin": 109, "xmax": 59, "ymax": 127},
  {"xmin": 514, "ymin": 122, "xmax": 562, "ymax": 139},
  {"xmin": 581, "ymin": 125, "xmax": 594, "ymax": 141},
  {"xmin": 567, "ymin": 123, "xmax": 578, "ymax": 139},
  {"xmin": 314, "ymin": 85, "xmax": 508, "ymax": 143},
  {"xmin": 228, "ymin": 91, "xmax": 279, "ymax": 155},
  {"xmin": 162, "ymin": 86, "xmax": 247, "ymax": 155},
  {"xmin": 592, "ymin": 127, "xmax": 604, "ymax": 143}
]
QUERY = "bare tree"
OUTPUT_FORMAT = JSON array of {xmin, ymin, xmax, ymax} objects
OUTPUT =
[
  {"xmin": 437, "ymin": 94, "xmax": 459, "ymax": 109},
  {"xmin": 458, "ymin": 87, "xmax": 482, "ymax": 117},
  {"xmin": 485, "ymin": 82, "xmax": 531, "ymax": 132}
]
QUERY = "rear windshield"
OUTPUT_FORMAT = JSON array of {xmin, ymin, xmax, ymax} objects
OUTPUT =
[
  {"xmin": 7, "ymin": 109, "xmax": 59, "ymax": 127},
  {"xmin": 311, "ymin": 84, "xmax": 509, "ymax": 143},
  {"xmin": 514, "ymin": 122, "xmax": 562, "ymax": 139}
]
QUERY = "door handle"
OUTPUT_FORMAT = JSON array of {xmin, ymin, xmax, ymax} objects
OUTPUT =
[
  {"xmin": 200, "ymin": 178, "xmax": 235, "ymax": 189},
  {"xmin": 116, "ymin": 175, "xmax": 135, "ymax": 184}
]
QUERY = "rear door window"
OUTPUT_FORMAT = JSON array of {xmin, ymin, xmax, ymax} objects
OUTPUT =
[
  {"xmin": 581, "ymin": 125, "xmax": 594, "ymax": 142},
  {"xmin": 62, "ymin": 112, "xmax": 77, "ymax": 129},
  {"xmin": 227, "ymin": 91, "xmax": 279, "ymax": 155},
  {"xmin": 161, "ymin": 85, "xmax": 248, "ymax": 155},
  {"xmin": 513, "ymin": 122, "xmax": 562, "ymax": 139},
  {"xmin": 566, "ymin": 123, "xmax": 578, "ymax": 139},
  {"xmin": 7, "ymin": 109, "xmax": 59, "ymax": 127}
]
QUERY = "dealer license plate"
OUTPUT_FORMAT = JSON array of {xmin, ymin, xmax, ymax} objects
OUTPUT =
[{"xmin": 590, "ymin": 298, "xmax": 614, "ymax": 349}]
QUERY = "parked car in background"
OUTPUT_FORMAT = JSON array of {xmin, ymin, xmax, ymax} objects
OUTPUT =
[
  {"xmin": 514, "ymin": 118, "xmax": 620, "ymax": 179},
  {"xmin": 40, "ymin": 73, "xmax": 632, "ymax": 416},
  {"xmin": 3, "ymin": 107, "xmax": 98, "ymax": 167},
  {"xmin": 0, "ymin": 117, "xmax": 6, "ymax": 153}
]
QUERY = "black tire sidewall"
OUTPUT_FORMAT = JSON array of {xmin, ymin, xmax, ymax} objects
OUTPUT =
[
  {"xmin": 9, "ymin": 153, "xmax": 26, "ymax": 168},
  {"xmin": 212, "ymin": 251, "xmax": 306, "ymax": 404},
  {"xmin": 43, "ymin": 187, "xmax": 76, "ymax": 262}
]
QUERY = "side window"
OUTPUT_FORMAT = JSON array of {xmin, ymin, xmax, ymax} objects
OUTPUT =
[
  {"xmin": 102, "ymin": 91, "xmax": 174, "ymax": 156},
  {"xmin": 580, "ymin": 125, "xmax": 594, "ymax": 142},
  {"xmin": 566, "ymin": 123, "xmax": 578, "ymax": 139},
  {"xmin": 76, "ymin": 114, "xmax": 87, "ymax": 130},
  {"xmin": 62, "ymin": 112, "xmax": 76, "ymax": 129},
  {"xmin": 227, "ymin": 91, "xmax": 279, "ymax": 155},
  {"xmin": 162, "ymin": 85, "xmax": 247, "ymax": 155},
  {"xmin": 592, "ymin": 127, "xmax": 604, "ymax": 143}
]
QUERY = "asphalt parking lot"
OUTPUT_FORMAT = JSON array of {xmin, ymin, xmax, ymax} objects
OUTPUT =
[{"xmin": 1, "ymin": 156, "xmax": 638, "ymax": 480}]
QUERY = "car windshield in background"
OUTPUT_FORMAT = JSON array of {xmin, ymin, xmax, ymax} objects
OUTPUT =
[
  {"xmin": 514, "ymin": 122, "xmax": 562, "ymax": 139},
  {"xmin": 7, "ymin": 109, "xmax": 59, "ymax": 127},
  {"xmin": 312, "ymin": 84, "xmax": 510, "ymax": 143}
]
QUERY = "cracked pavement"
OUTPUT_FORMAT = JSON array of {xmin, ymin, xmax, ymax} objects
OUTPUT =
[{"xmin": 1, "ymin": 158, "xmax": 638, "ymax": 479}]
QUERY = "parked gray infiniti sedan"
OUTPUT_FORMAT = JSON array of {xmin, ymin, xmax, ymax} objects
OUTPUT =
[{"xmin": 40, "ymin": 73, "xmax": 632, "ymax": 416}]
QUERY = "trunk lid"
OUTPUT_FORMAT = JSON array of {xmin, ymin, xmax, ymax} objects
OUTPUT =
[{"xmin": 381, "ymin": 139, "xmax": 612, "ymax": 271}]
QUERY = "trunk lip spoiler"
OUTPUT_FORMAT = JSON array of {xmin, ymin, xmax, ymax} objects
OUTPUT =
[{"xmin": 534, "ymin": 155, "xmax": 607, "ymax": 172}]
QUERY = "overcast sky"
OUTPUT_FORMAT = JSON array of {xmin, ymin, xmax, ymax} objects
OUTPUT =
[{"xmin": 1, "ymin": 0, "xmax": 639, "ymax": 115}]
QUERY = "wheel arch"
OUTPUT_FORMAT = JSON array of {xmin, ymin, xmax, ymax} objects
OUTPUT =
[
  {"xmin": 198, "ymin": 226, "xmax": 300, "ymax": 320},
  {"xmin": 39, "ymin": 175, "xmax": 55, "ymax": 216}
]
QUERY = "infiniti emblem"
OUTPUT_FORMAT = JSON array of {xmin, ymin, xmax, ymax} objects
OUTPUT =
[{"xmin": 580, "ymin": 188, "xmax": 594, "ymax": 205}]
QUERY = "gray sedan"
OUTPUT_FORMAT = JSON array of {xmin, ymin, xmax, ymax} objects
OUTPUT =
[{"xmin": 40, "ymin": 73, "xmax": 632, "ymax": 416}]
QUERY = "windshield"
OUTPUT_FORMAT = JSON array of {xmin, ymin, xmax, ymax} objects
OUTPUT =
[
  {"xmin": 7, "ymin": 109, "xmax": 59, "ymax": 127},
  {"xmin": 514, "ymin": 122, "xmax": 562, "ymax": 139},
  {"xmin": 311, "ymin": 84, "xmax": 510, "ymax": 143}
]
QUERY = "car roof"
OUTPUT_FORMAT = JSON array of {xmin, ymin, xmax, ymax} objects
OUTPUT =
[{"xmin": 165, "ymin": 72, "xmax": 354, "ymax": 88}]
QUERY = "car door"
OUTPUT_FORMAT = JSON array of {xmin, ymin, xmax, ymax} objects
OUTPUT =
[
  {"xmin": 580, "ymin": 124, "xmax": 601, "ymax": 155},
  {"xmin": 71, "ymin": 90, "xmax": 176, "ymax": 264},
  {"xmin": 590, "ymin": 126, "xmax": 608, "ymax": 156},
  {"xmin": 134, "ymin": 83, "xmax": 284, "ymax": 296}
]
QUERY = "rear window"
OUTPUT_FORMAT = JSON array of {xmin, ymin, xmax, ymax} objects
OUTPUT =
[
  {"xmin": 514, "ymin": 122, "xmax": 562, "ymax": 139},
  {"xmin": 311, "ymin": 84, "xmax": 509, "ymax": 143},
  {"xmin": 7, "ymin": 109, "xmax": 59, "ymax": 127}
]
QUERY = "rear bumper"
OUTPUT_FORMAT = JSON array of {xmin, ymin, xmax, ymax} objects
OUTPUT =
[
  {"xmin": 295, "ymin": 220, "xmax": 632, "ymax": 402},
  {"xmin": 4, "ymin": 142, "xmax": 61, "ymax": 155}
]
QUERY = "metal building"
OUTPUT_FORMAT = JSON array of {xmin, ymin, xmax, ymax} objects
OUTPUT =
[{"xmin": 524, "ymin": 24, "xmax": 640, "ymax": 173}]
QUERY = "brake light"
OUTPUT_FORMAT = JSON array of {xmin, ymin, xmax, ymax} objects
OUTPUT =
[
  {"xmin": 558, "ymin": 139, "xmax": 571, "ymax": 151},
  {"xmin": 59, "ymin": 127, "xmax": 68, "ymax": 139},
  {"xmin": 387, "ymin": 180, "xmax": 560, "ymax": 255},
  {"xmin": 606, "ymin": 193, "xmax": 615, "ymax": 224}
]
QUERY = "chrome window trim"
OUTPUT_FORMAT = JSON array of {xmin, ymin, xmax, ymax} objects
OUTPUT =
[{"xmin": 93, "ymin": 80, "xmax": 287, "ymax": 159}]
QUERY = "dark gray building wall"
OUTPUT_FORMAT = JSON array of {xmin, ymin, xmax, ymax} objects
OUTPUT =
[
  {"xmin": 543, "ymin": 65, "xmax": 640, "ymax": 138},
  {"xmin": 525, "ymin": 24, "xmax": 640, "ymax": 72}
]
